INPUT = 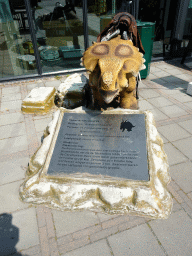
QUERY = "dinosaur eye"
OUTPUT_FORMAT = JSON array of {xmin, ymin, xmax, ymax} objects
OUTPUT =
[
  {"xmin": 115, "ymin": 44, "xmax": 133, "ymax": 57},
  {"xmin": 91, "ymin": 44, "xmax": 109, "ymax": 56}
]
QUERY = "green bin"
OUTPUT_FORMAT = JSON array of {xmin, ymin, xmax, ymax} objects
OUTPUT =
[{"xmin": 136, "ymin": 21, "xmax": 155, "ymax": 79}]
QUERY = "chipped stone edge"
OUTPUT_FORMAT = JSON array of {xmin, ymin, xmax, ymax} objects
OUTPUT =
[{"xmin": 20, "ymin": 107, "xmax": 172, "ymax": 219}]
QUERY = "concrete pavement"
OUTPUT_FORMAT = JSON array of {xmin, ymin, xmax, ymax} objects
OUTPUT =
[{"xmin": 0, "ymin": 58, "xmax": 192, "ymax": 255}]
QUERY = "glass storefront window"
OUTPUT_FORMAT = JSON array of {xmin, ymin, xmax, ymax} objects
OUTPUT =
[
  {"xmin": 34, "ymin": 0, "xmax": 84, "ymax": 74},
  {"xmin": 0, "ymin": 0, "xmax": 38, "ymax": 79}
]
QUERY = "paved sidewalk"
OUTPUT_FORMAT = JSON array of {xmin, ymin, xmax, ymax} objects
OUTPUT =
[{"xmin": 0, "ymin": 59, "xmax": 192, "ymax": 256}]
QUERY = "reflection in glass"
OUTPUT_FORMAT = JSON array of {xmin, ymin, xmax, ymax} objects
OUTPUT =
[
  {"xmin": 34, "ymin": 0, "xmax": 84, "ymax": 73},
  {"xmin": 0, "ymin": 0, "xmax": 38, "ymax": 79}
]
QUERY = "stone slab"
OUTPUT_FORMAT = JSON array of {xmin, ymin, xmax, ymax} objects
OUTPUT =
[
  {"xmin": 52, "ymin": 210, "xmax": 99, "ymax": 237},
  {"xmin": 0, "ymin": 180, "xmax": 29, "ymax": 213},
  {"xmin": 150, "ymin": 210, "xmax": 192, "ymax": 256},
  {"xmin": 62, "ymin": 239, "xmax": 112, "ymax": 256},
  {"xmin": 157, "ymin": 123, "xmax": 191, "ymax": 142},
  {"xmin": 12, "ymin": 208, "xmax": 39, "ymax": 251},
  {"xmin": 0, "ymin": 112, "xmax": 24, "ymax": 126},
  {"xmin": 20, "ymin": 108, "xmax": 172, "ymax": 219},
  {"xmin": 170, "ymin": 161, "xmax": 192, "ymax": 193},
  {"xmin": 163, "ymin": 143, "xmax": 188, "ymax": 166},
  {"xmin": 0, "ymin": 157, "xmax": 29, "ymax": 185},
  {"xmin": 21, "ymin": 87, "xmax": 56, "ymax": 113},
  {"xmin": 172, "ymin": 137, "xmax": 192, "ymax": 160},
  {"xmin": 108, "ymin": 224, "xmax": 165, "ymax": 256},
  {"xmin": 47, "ymin": 113, "xmax": 149, "ymax": 181}
]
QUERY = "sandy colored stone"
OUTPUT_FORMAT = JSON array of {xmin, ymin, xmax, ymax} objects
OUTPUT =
[{"xmin": 21, "ymin": 87, "xmax": 56, "ymax": 114}]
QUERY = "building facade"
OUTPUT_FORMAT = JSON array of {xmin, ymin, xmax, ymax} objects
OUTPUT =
[{"xmin": 0, "ymin": 0, "xmax": 191, "ymax": 82}]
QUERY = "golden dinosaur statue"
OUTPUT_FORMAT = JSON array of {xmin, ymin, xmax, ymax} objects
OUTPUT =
[{"xmin": 82, "ymin": 36, "xmax": 145, "ymax": 110}]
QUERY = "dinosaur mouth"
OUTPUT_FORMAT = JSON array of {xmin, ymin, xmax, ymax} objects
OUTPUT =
[{"xmin": 99, "ymin": 89, "xmax": 119, "ymax": 104}]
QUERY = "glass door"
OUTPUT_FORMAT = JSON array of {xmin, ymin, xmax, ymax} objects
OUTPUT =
[
  {"xmin": 0, "ymin": 0, "xmax": 38, "ymax": 79},
  {"xmin": 34, "ymin": 0, "xmax": 85, "ymax": 74}
]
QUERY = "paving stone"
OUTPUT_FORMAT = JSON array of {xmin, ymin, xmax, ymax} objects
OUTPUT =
[
  {"xmin": 139, "ymin": 89, "xmax": 161, "ymax": 99},
  {"xmin": 0, "ymin": 112, "xmax": 24, "ymax": 126},
  {"xmin": 1, "ymin": 93, "xmax": 22, "ymax": 102},
  {"xmin": 59, "ymin": 236, "xmax": 90, "ymax": 255},
  {"xmin": 172, "ymin": 137, "xmax": 192, "ymax": 160},
  {"xmin": 0, "ymin": 135, "xmax": 28, "ymax": 156},
  {"xmin": 160, "ymin": 105, "xmax": 188, "ymax": 118},
  {"xmin": 164, "ymin": 68, "xmax": 185, "ymax": 76},
  {"xmin": 149, "ymin": 108, "xmax": 169, "ymax": 121},
  {"xmin": 187, "ymin": 191, "xmax": 192, "ymax": 200},
  {"xmin": 138, "ymin": 99, "xmax": 154, "ymax": 111},
  {"xmin": 178, "ymin": 119, "xmax": 192, "ymax": 134},
  {"xmin": 172, "ymin": 93, "xmax": 192, "ymax": 103},
  {"xmin": 0, "ymin": 180, "xmax": 29, "ymax": 213},
  {"xmin": 34, "ymin": 117, "xmax": 53, "ymax": 133},
  {"xmin": 151, "ymin": 71, "xmax": 170, "ymax": 78},
  {"xmin": 163, "ymin": 143, "xmax": 188, "ymax": 166},
  {"xmin": 72, "ymin": 224, "xmax": 102, "ymax": 240},
  {"xmin": 161, "ymin": 88, "xmax": 182, "ymax": 95},
  {"xmin": 150, "ymin": 210, "xmax": 192, "ymax": 256},
  {"xmin": 2, "ymin": 86, "xmax": 21, "ymax": 95},
  {"xmin": 12, "ymin": 208, "xmax": 39, "ymax": 251},
  {"xmin": 161, "ymin": 75, "xmax": 188, "ymax": 84},
  {"xmin": 45, "ymin": 80, "xmax": 61, "ymax": 88},
  {"xmin": 184, "ymin": 101, "xmax": 192, "ymax": 109},
  {"xmin": 52, "ymin": 210, "xmax": 99, "ymax": 237},
  {"xmin": 27, "ymin": 82, "xmax": 44, "ymax": 91},
  {"xmin": 101, "ymin": 215, "xmax": 129, "ymax": 229},
  {"xmin": 90, "ymin": 225, "xmax": 119, "ymax": 243},
  {"xmin": 157, "ymin": 132, "xmax": 168, "ymax": 143},
  {"xmin": 108, "ymin": 224, "xmax": 165, "ymax": 256},
  {"xmin": 157, "ymin": 123, "xmax": 191, "ymax": 142},
  {"xmin": 20, "ymin": 244, "xmax": 41, "ymax": 256},
  {"xmin": 146, "ymin": 73, "xmax": 158, "ymax": 80},
  {"xmin": 176, "ymin": 73, "xmax": 192, "ymax": 82},
  {"xmin": 39, "ymin": 226, "xmax": 50, "ymax": 256},
  {"xmin": 150, "ymin": 66, "xmax": 162, "ymax": 73},
  {"xmin": 172, "ymin": 198, "xmax": 182, "ymax": 212},
  {"xmin": 148, "ymin": 96, "xmax": 174, "ymax": 108},
  {"xmin": 1, "ymin": 100, "xmax": 22, "ymax": 111},
  {"xmin": 0, "ymin": 157, "xmax": 28, "ymax": 185},
  {"xmin": 97, "ymin": 212, "xmax": 118, "ymax": 222},
  {"xmin": 169, "ymin": 162, "xmax": 192, "ymax": 193},
  {"xmin": 151, "ymin": 78, "xmax": 169, "ymax": 86},
  {"xmin": 61, "ymin": 239, "xmax": 112, "ymax": 256},
  {"xmin": 0, "ymin": 122, "xmax": 26, "ymax": 140}
]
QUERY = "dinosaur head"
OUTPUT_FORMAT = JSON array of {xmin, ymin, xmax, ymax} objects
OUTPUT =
[{"xmin": 82, "ymin": 36, "xmax": 145, "ymax": 103}]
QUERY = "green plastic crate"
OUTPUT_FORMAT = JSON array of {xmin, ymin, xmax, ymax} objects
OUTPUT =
[{"xmin": 137, "ymin": 21, "xmax": 155, "ymax": 79}]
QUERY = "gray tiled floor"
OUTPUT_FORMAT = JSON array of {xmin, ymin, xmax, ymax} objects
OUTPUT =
[
  {"xmin": 170, "ymin": 161, "xmax": 192, "ymax": 193},
  {"xmin": 150, "ymin": 211, "xmax": 192, "ymax": 256},
  {"xmin": 62, "ymin": 239, "xmax": 112, "ymax": 256},
  {"xmin": 52, "ymin": 210, "xmax": 99, "ymax": 237},
  {"xmin": 157, "ymin": 123, "xmax": 191, "ymax": 142},
  {"xmin": 108, "ymin": 224, "xmax": 165, "ymax": 256}
]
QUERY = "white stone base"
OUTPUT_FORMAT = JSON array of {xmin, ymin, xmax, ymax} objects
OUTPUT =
[
  {"xmin": 187, "ymin": 82, "xmax": 192, "ymax": 96},
  {"xmin": 20, "ymin": 107, "xmax": 172, "ymax": 219}
]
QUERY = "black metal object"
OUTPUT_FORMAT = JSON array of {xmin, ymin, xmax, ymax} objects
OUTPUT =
[
  {"xmin": 83, "ymin": 0, "xmax": 89, "ymax": 50},
  {"xmin": 24, "ymin": 0, "xmax": 42, "ymax": 75}
]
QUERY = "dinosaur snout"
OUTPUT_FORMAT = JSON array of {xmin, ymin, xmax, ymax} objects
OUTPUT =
[
  {"xmin": 102, "ymin": 72, "xmax": 113, "ymax": 88},
  {"xmin": 99, "ymin": 89, "xmax": 119, "ymax": 104}
]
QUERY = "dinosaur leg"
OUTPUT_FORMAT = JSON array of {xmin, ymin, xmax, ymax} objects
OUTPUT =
[{"xmin": 120, "ymin": 75, "xmax": 138, "ymax": 109}]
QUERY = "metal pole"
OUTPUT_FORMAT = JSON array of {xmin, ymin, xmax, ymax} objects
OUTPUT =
[
  {"xmin": 112, "ymin": 0, "xmax": 116, "ymax": 15},
  {"xmin": 83, "ymin": 0, "xmax": 89, "ymax": 50},
  {"xmin": 24, "ymin": 0, "xmax": 42, "ymax": 75}
]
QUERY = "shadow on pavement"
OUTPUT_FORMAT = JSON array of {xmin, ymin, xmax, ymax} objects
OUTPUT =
[{"xmin": 0, "ymin": 213, "xmax": 28, "ymax": 256}]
